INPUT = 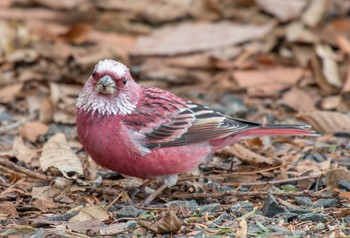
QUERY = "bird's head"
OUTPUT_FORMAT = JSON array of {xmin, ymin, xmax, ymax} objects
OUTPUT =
[{"xmin": 76, "ymin": 59, "xmax": 141, "ymax": 116}]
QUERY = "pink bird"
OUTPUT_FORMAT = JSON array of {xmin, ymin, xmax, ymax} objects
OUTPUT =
[{"xmin": 76, "ymin": 59, "xmax": 317, "ymax": 204}]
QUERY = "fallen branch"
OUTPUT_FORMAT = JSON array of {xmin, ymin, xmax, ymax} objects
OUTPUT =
[{"xmin": 0, "ymin": 157, "xmax": 52, "ymax": 181}]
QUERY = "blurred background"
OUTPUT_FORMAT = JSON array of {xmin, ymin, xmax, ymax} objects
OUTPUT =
[
  {"xmin": 1, "ymin": 0, "xmax": 350, "ymax": 236},
  {"xmin": 0, "ymin": 0, "xmax": 349, "ymax": 132}
]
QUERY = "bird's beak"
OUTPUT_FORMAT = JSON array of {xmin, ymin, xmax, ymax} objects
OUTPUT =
[{"xmin": 96, "ymin": 75, "xmax": 116, "ymax": 95}]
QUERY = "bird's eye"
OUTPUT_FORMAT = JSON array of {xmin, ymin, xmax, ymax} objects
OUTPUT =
[
  {"xmin": 123, "ymin": 79, "xmax": 127, "ymax": 85},
  {"xmin": 92, "ymin": 71, "xmax": 96, "ymax": 77}
]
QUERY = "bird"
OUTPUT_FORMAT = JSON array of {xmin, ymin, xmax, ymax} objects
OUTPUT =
[{"xmin": 76, "ymin": 59, "xmax": 318, "ymax": 204}]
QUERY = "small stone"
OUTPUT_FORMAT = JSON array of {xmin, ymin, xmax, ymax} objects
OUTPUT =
[
  {"xmin": 247, "ymin": 223, "xmax": 263, "ymax": 234},
  {"xmin": 268, "ymin": 225, "xmax": 292, "ymax": 234},
  {"xmin": 339, "ymin": 180, "xmax": 350, "ymax": 191},
  {"xmin": 193, "ymin": 230, "xmax": 206, "ymax": 238},
  {"xmin": 241, "ymin": 201, "xmax": 254, "ymax": 212},
  {"xmin": 116, "ymin": 205, "xmax": 142, "ymax": 218},
  {"xmin": 314, "ymin": 199, "xmax": 338, "ymax": 208},
  {"xmin": 289, "ymin": 208, "xmax": 312, "ymax": 214},
  {"xmin": 209, "ymin": 213, "xmax": 233, "ymax": 228},
  {"xmin": 126, "ymin": 220, "xmax": 137, "ymax": 229},
  {"xmin": 295, "ymin": 197, "xmax": 313, "ymax": 207},
  {"xmin": 298, "ymin": 213, "xmax": 325, "ymax": 222},
  {"xmin": 200, "ymin": 203, "xmax": 221, "ymax": 214},
  {"xmin": 165, "ymin": 200, "xmax": 199, "ymax": 209},
  {"xmin": 261, "ymin": 194, "xmax": 289, "ymax": 217},
  {"xmin": 344, "ymin": 215, "xmax": 350, "ymax": 223}
]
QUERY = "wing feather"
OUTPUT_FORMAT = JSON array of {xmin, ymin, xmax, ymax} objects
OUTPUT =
[{"xmin": 123, "ymin": 87, "xmax": 260, "ymax": 150}]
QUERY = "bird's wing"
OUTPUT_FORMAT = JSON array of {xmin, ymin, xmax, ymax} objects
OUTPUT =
[{"xmin": 123, "ymin": 87, "xmax": 260, "ymax": 150}]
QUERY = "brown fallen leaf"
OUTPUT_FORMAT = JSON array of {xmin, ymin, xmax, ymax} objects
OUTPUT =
[
  {"xmin": 9, "ymin": 137, "xmax": 36, "ymax": 164},
  {"xmin": 256, "ymin": 0, "xmax": 307, "ymax": 22},
  {"xmin": 302, "ymin": 0, "xmax": 329, "ymax": 27},
  {"xmin": 19, "ymin": 121, "xmax": 49, "ymax": 142},
  {"xmin": 39, "ymin": 133, "xmax": 83, "ymax": 179},
  {"xmin": 281, "ymin": 87, "xmax": 318, "ymax": 112},
  {"xmin": 315, "ymin": 44, "xmax": 342, "ymax": 88},
  {"xmin": 319, "ymin": 96, "xmax": 342, "ymax": 110},
  {"xmin": 236, "ymin": 218, "xmax": 247, "ymax": 237},
  {"xmin": 297, "ymin": 110, "xmax": 350, "ymax": 134},
  {"xmin": 58, "ymin": 23, "xmax": 91, "ymax": 45},
  {"xmin": 69, "ymin": 205, "xmax": 110, "ymax": 222},
  {"xmin": 132, "ymin": 21, "xmax": 275, "ymax": 56},
  {"xmin": 335, "ymin": 35, "xmax": 350, "ymax": 93},
  {"xmin": 286, "ymin": 22, "xmax": 318, "ymax": 43},
  {"xmin": 233, "ymin": 68, "xmax": 303, "ymax": 88},
  {"xmin": 325, "ymin": 168, "xmax": 350, "ymax": 191},
  {"xmin": 32, "ymin": 199, "xmax": 59, "ymax": 212},
  {"xmin": 138, "ymin": 210, "xmax": 181, "ymax": 234},
  {"xmin": 31, "ymin": 186, "xmax": 53, "ymax": 202},
  {"xmin": 0, "ymin": 83, "xmax": 23, "ymax": 103},
  {"xmin": 296, "ymin": 157, "xmax": 331, "ymax": 177},
  {"xmin": 221, "ymin": 143, "xmax": 274, "ymax": 165},
  {"xmin": 0, "ymin": 202, "xmax": 19, "ymax": 221}
]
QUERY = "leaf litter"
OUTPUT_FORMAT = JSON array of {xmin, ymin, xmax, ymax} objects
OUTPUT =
[{"xmin": 0, "ymin": 0, "xmax": 350, "ymax": 237}]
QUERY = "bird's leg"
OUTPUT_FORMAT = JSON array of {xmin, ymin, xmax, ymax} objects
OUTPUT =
[
  {"xmin": 129, "ymin": 179, "xmax": 153, "ymax": 200},
  {"xmin": 141, "ymin": 183, "xmax": 168, "ymax": 205}
]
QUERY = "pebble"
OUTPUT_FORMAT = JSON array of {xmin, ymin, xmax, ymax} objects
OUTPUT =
[
  {"xmin": 261, "ymin": 194, "xmax": 289, "ymax": 217},
  {"xmin": 209, "ymin": 212, "xmax": 233, "ymax": 228},
  {"xmin": 298, "ymin": 213, "xmax": 325, "ymax": 222},
  {"xmin": 339, "ymin": 180, "xmax": 350, "ymax": 191},
  {"xmin": 165, "ymin": 200, "xmax": 199, "ymax": 209},
  {"xmin": 116, "ymin": 205, "xmax": 143, "ymax": 218},
  {"xmin": 314, "ymin": 199, "xmax": 338, "ymax": 208},
  {"xmin": 200, "ymin": 203, "xmax": 221, "ymax": 214},
  {"xmin": 295, "ymin": 196, "xmax": 313, "ymax": 207}
]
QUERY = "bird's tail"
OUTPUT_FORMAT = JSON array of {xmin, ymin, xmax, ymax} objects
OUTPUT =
[{"xmin": 239, "ymin": 123, "xmax": 319, "ymax": 138}]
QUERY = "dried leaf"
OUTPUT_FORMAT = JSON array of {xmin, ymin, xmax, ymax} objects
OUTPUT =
[
  {"xmin": 256, "ymin": 0, "xmax": 307, "ymax": 22},
  {"xmin": 235, "ymin": 218, "xmax": 247, "ymax": 237},
  {"xmin": 233, "ymin": 67, "xmax": 303, "ymax": 96},
  {"xmin": 296, "ymin": 157, "xmax": 331, "ymax": 176},
  {"xmin": 233, "ymin": 68, "xmax": 303, "ymax": 88},
  {"xmin": 133, "ymin": 21, "xmax": 275, "ymax": 56},
  {"xmin": 31, "ymin": 186, "xmax": 53, "ymax": 202},
  {"xmin": 39, "ymin": 133, "xmax": 83, "ymax": 179},
  {"xmin": 0, "ymin": 202, "xmax": 19, "ymax": 221},
  {"xmin": 69, "ymin": 205, "xmax": 110, "ymax": 222},
  {"xmin": 0, "ymin": 83, "xmax": 22, "ymax": 103},
  {"xmin": 222, "ymin": 143, "xmax": 274, "ymax": 165},
  {"xmin": 281, "ymin": 87, "xmax": 318, "ymax": 112},
  {"xmin": 320, "ymin": 96, "xmax": 341, "ymax": 110},
  {"xmin": 315, "ymin": 44, "xmax": 342, "ymax": 88},
  {"xmin": 302, "ymin": 0, "xmax": 329, "ymax": 27},
  {"xmin": 138, "ymin": 210, "xmax": 181, "ymax": 234},
  {"xmin": 19, "ymin": 121, "xmax": 49, "ymax": 142},
  {"xmin": 297, "ymin": 111, "xmax": 350, "ymax": 134},
  {"xmin": 10, "ymin": 137, "xmax": 36, "ymax": 163},
  {"xmin": 342, "ymin": 70, "xmax": 350, "ymax": 93},
  {"xmin": 59, "ymin": 23, "xmax": 91, "ymax": 45},
  {"xmin": 32, "ymin": 199, "xmax": 58, "ymax": 212},
  {"xmin": 325, "ymin": 168, "xmax": 350, "ymax": 190},
  {"xmin": 286, "ymin": 22, "xmax": 318, "ymax": 43}
]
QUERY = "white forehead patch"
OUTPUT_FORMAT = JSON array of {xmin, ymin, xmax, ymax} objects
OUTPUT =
[{"xmin": 95, "ymin": 59, "xmax": 127, "ymax": 78}]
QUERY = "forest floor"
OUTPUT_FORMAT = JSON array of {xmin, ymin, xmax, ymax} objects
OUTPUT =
[{"xmin": 0, "ymin": 0, "xmax": 350, "ymax": 237}]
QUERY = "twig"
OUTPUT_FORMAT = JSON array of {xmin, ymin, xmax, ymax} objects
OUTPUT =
[
  {"xmin": 223, "ymin": 174, "xmax": 321, "ymax": 187},
  {"xmin": 0, "ymin": 113, "xmax": 36, "ymax": 134},
  {"xmin": 162, "ymin": 190, "xmax": 334, "ymax": 200},
  {"xmin": 106, "ymin": 190, "xmax": 125, "ymax": 210},
  {"xmin": 0, "ymin": 157, "xmax": 52, "ymax": 181}
]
